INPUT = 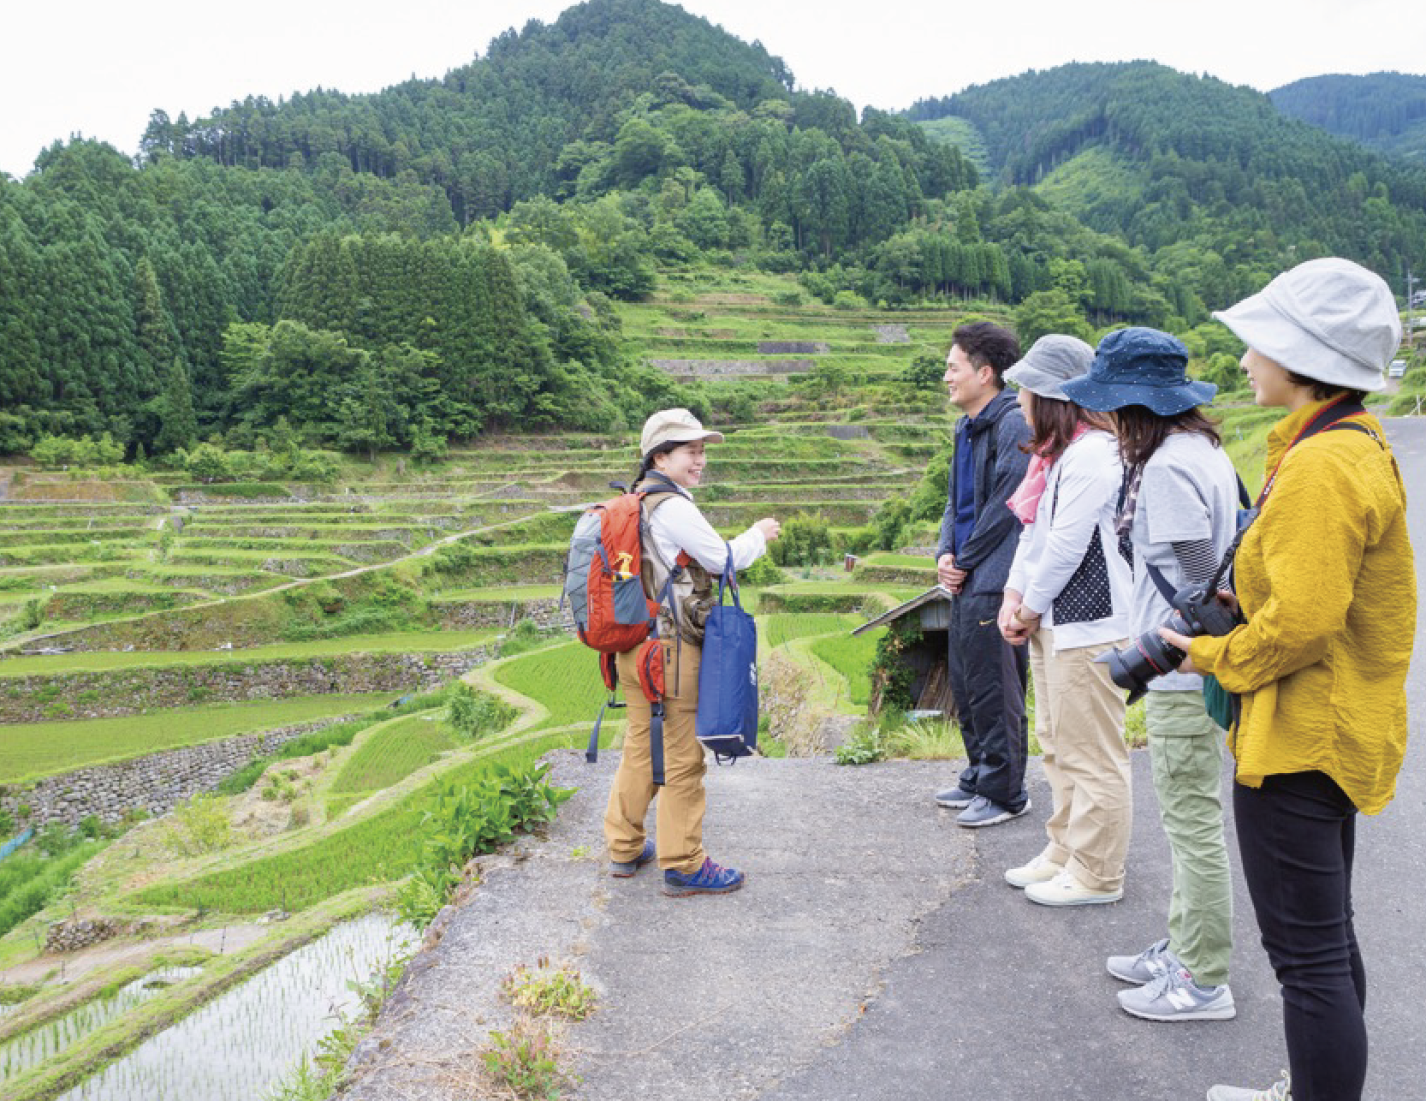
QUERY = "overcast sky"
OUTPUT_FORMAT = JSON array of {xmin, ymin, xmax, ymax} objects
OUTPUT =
[{"xmin": 3, "ymin": 0, "xmax": 1420, "ymax": 180}]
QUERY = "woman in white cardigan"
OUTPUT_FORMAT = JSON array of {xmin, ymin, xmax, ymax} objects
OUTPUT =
[{"xmin": 997, "ymin": 335, "xmax": 1134, "ymax": 907}]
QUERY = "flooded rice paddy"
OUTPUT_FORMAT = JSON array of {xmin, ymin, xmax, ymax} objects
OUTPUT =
[
  {"xmin": 1, "ymin": 967, "xmax": 201, "ymax": 1085},
  {"xmin": 29, "ymin": 913, "xmax": 411, "ymax": 1101}
]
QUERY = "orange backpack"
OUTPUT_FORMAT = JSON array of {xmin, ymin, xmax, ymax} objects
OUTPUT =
[{"xmin": 561, "ymin": 476, "xmax": 686, "ymax": 784}]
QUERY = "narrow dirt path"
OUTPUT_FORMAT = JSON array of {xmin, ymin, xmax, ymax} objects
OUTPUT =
[{"xmin": 0, "ymin": 923, "xmax": 269, "ymax": 985}]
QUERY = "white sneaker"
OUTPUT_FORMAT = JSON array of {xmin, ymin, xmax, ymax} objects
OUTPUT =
[
  {"xmin": 1024, "ymin": 869, "xmax": 1122, "ymax": 907},
  {"xmin": 1206, "ymin": 1071, "xmax": 1291, "ymax": 1100},
  {"xmin": 1004, "ymin": 854, "xmax": 1063, "ymax": 889}
]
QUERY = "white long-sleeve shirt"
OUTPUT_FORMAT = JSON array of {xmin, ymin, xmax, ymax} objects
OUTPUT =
[
  {"xmin": 647, "ymin": 488, "xmax": 767, "ymax": 577},
  {"xmin": 1005, "ymin": 430, "xmax": 1130, "ymax": 651}
]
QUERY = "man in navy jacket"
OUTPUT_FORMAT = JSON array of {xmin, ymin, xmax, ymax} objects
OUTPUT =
[{"xmin": 934, "ymin": 322, "xmax": 1033, "ymax": 827}]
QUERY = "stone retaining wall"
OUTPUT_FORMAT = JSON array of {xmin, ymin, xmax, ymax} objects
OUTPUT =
[
  {"xmin": 434, "ymin": 597, "xmax": 574, "ymax": 632},
  {"xmin": 0, "ymin": 717, "xmax": 356, "ymax": 829},
  {"xmin": 757, "ymin": 341, "xmax": 830, "ymax": 354},
  {"xmin": 45, "ymin": 917, "xmax": 143, "ymax": 954},
  {"xmin": 650, "ymin": 359, "xmax": 814, "ymax": 377},
  {"xmin": 0, "ymin": 649, "xmax": 489, "ymax": 723}
]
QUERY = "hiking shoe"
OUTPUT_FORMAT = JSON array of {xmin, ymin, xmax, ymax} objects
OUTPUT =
[
  {"xmin": 1107, "ymin": 937, "xmax": 1181, "ymax": 984},
  {"xmin": 1118, "ymin": 967, "xmax": 1236, "ymax": 1021},
  {"xmin": 956, "ymin": 795, "xmax": 1030, "ymax": 828},
  {"xmin": 609, "ymin": 840, "xmax": 655, "ymax": 878},
  {"xmin": 1206, "ymin": 1072, "xmax": 1291, "ymax": 1100},
  {"xmin": 1004, "ymin": 854, "xmax": 1063, "ymax": 888},
  {"xmin": 1024, "ymin": 869, "xmax": 1122, "ymax": 906},
  {"xmin": 663, "ymin": 858, "xmax": 745, "ymax": 897},
  {"xmin": 935, "ymin": 786, "xmax": 978, "ymax": 809}
]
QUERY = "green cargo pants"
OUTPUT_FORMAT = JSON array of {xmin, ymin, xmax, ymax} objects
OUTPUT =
[{"xmin": 1146, "ymin": 689, "xmax": 1233, "ymax": 986}]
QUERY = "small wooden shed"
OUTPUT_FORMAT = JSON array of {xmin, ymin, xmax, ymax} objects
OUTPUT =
[{"xmin": 852, "ymin": 585, "xmax": 956, "ymax": 717}]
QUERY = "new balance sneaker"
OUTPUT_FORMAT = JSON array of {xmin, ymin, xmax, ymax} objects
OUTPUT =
[
  {"xmin": 1023, "ymin": 868, "xmax": 1122, "ymax": 906},
  {"xmin": 1117, "ymin": 966, "xmax": 1236, "ymax": 1021},
  {"xmin": 934, "ymin": 786, "xmax": 977, "ymax": 809},
  {"xmin": 609, "ymin": 840, "xmax": 655, "ymax": 878},
  {"xmin": 1206, "ymin": 1072, "xmax": 1291, "ymax": 1100},
  {"xmin": 1004, "ymin": 853, "xmax": 1063, "ymax": 889},
  {"xmin": 1106, "ymin": 937, "xmax": 1181, "ymax": 984},
  {"xmin": 663, "ymin": 858, "xmax": 745, "ymax": 897},
  {"xmin": 956, "ymin": 795, "xmax": 1031, "ymax": 828}
]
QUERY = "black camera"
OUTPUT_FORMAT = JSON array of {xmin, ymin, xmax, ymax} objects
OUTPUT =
[{"xmin": 1098, "ymin": 586, "xmax": 1239, "ymax": 704}]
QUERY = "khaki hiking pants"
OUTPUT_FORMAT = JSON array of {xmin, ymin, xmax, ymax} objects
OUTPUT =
[
  {"xmin": 1030, "ymin": 627, "xmax": 1132, "ymax": 892},
  {"xmin": 604, "ymin": 639, "xmax": 706, "ymax": 874}
]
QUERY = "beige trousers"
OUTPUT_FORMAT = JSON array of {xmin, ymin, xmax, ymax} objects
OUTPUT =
[
  {"xmin": 1030, "ymin": 628, "xmax": 1132, "ymax": 892},
  {"xmin": 603, "ymin": 640, "xmax": 707, "ymax": 874}
]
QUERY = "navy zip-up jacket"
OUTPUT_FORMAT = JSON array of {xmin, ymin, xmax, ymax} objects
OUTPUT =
[{"xmin": 936, "ymin": 388, "xmax": 1032, "ymax": 599}]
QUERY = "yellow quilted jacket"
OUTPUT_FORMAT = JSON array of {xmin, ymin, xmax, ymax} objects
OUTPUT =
[{"xmin": 1190, "ymin": 400, "xmax": 1415, "ymax": 814}]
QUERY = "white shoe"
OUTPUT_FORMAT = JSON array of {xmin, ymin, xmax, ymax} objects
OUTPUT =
[
  {"xmin": 1004, "ymin": 854, "xmax": 1063, "ymax": 889},
  {"xmin": 1024, "ymin": 869, "xmax": 1122, "ymax": 907},
  {"xmin": 1206, "ymin": 1072, "xmax": 1291, "ymax": 1100}
]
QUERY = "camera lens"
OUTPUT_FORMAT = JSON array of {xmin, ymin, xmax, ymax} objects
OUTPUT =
[{"xmin": 1098, "ymin": 623, "xmax": 1188, "ymax": 704}]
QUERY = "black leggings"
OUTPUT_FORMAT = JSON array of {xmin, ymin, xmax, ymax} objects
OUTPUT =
[{"xmin": 1233, "ymin": 771, "xmax": 1367, "ymax": 1101}]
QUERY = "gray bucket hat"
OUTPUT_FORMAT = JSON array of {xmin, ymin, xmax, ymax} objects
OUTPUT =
[
  {"xmin": 1212, "ymin": 257, "xmax": 1401, "ymax": 392},
  {"xmin": 1003, "ymin": 334, "xmax": 1095, "ymax": 401}
]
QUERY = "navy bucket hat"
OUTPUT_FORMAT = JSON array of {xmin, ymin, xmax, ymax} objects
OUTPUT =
[{"xmin": 1061, "ymin": 327, "xmax": 1217, "ymax": 416}]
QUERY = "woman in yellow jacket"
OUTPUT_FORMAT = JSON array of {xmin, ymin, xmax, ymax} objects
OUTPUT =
[{"xmin": 1162, "ymin": 258, "xmax": 1415, "ymax": 1101}]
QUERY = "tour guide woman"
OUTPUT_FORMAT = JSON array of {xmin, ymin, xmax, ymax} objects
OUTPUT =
[
  {"xmin": 604, "ymin": 408, "xmax": 780, "ymax": 897},
  {"xmin": 1164, "ymin": 258, "xmax": 1415, "ymax": 1101}
]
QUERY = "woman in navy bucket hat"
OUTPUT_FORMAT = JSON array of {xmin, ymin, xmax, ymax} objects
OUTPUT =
[
  {"xmin": 1061, "ymin": 328, "xmax": 1217, "ymax": 416},
  {"xmin": 1064, "ymin": 328, "xmax": 1243, "ymax": 1028}
]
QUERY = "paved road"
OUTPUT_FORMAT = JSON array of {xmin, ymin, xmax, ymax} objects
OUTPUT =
[
  {"xmin": 765, "ymin": 417, "xmax": 1426, "ymax": 1101},
  {"xmin": 345, "ymin": 418, "xmax": 1426, "ymax": 1101}
]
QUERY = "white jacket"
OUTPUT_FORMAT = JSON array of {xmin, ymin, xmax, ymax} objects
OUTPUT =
[{"xmin": 1005, "ymin": 430, "xmax": 1131, "ymax": 651}]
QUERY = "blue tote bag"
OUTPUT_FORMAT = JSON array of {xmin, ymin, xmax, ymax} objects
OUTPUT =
[{"xmin": 695, "ymin": 550, "xmax": 758, "ymax": 763}]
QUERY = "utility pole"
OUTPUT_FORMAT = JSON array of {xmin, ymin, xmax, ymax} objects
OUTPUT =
[{"xmin": 1408, "ymin": 268, "xmax": 1417, "ymax": 352}]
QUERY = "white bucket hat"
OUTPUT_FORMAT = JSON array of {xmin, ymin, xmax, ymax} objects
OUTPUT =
[
  {"xmin": 639, "ymin": 408, "xmax": 725, "ymax": 457},
  {"xmin": 1212, "ymin": 257, "xmax": 1401, "ymax": 392}
]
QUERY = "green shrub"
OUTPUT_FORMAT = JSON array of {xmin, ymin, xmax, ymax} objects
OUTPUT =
[
  {"xmin": 869, "ymin": 621, "xmax": 921, "ymax": 713},
  {"xmin": 769, "ymin": 513, "xmax": 833, "ymax": 568},
  {"xmin": 447, "ymin": 683, "xmax": 519, "ymax": 740},
  {"xmin": 394, "ymin": 763, "xmax": 574, "ymax": 929},
  {"xmin": 165, "ymin": 794, "xmax": 232, "ymax": 856}
]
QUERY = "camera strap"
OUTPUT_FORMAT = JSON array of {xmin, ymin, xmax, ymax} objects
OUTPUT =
[{"xmin": 1212, "ymin": 396, "xmax": 1377, "ymax": 593}]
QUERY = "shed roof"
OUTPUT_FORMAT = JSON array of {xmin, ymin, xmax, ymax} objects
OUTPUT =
[{"xmin": 851, "ymin": 584, "xmax": 955, "ymax": 636}]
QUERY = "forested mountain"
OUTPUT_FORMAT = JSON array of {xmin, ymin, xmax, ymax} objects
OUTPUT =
[
  {"xmin": 1, "ymin": 3, "xmax": 1423, "ymax": 459},
  {"xmin": 1270, "ymin": 72, "xmax": 1426, "ymax": 164},
  {"xmin": 908, "ymin": 62, "xmax": 1426, "ymax": 301}
]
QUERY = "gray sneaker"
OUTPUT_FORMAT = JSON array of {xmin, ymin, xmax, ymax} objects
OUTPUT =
[
  {"xmin": 956, "ymin": 795, "xmax": 1030, "ymax": 828},
  {"xmin": 1118, "ymin": 967, "xmax": 1236, "ymax": 1021},
  {"xmin": 1106, "ymin": 938, "xmax": 1180, "ymax": 984},
  {"xmin": 934, "ymin": 787, "xmax": 977, "ymax": 809},
  {"xmin": 1206, "ymin": 1072, "xmax": 1291, "ymax": 1100}
]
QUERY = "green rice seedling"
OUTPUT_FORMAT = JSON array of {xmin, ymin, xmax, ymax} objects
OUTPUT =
[
  {"xmin": 1, "ymin": 693, "xmax": 400, "ymax": 786},
  {"xmin": 135, "ymin": 740, "xmax": 571, "ymax": 915},
  {"xmin": 327, "ymin": 715, "xmax": 457, "ymax": 796},
  {"xmin": 492, "ymin": 641, "xmax": 606, "ymax": 733},
  {"xmin": 808, "ymin": 630, "xmax": 880, "ymax": 706}
]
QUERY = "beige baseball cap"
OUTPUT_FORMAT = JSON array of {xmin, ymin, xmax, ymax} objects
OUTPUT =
[{"xmin": 639, "ymin": 408, "xmax": 725, "ymax": 457}]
